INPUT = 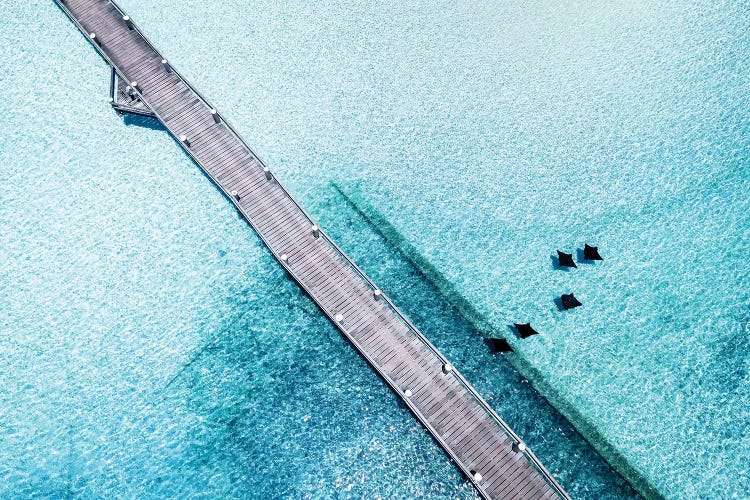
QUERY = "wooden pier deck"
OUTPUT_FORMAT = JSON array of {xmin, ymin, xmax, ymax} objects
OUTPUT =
[{"xmin": 53, "ymin": 1, "xmax": 570, "ymax": 498}]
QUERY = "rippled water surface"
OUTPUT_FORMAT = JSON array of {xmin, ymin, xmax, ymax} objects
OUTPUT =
[
  {"xmin": 332, "ymin": 1, "xmax": 749, "ymax": 498},
  {"xmin": 0, "ymin": 1, "xmax": 641, "ymax": 498}
]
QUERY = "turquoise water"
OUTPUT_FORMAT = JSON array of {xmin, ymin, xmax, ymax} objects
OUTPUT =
[
  {"xmin": 330, "ymin": 1, "xmax": 750, "ymax": 498},
  {"xmin": 0, "ymin": 1, "xmax": 638, "ymax": 498}
]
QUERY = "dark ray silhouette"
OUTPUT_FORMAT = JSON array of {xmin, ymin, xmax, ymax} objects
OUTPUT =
[
  {"xmin": 557, "ymin": 250, "xmax": 577, "ymax": 268},
  {"xmin": 583, "ymin": 244, "xmax": 603, "ymax": 261},
  {"xmin": 486, "ymin": 338, "xmax": 514, "ymax": 353},
  {"xmin": 514, "ymin": 323, "xmax": 541, "ymax": 338},
  {"xmin": 561, "ymin": 293, "xmax": 582, "ymax": 310}
]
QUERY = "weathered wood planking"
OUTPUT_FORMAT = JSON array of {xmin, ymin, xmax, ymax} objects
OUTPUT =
[{"xmin": 52, "ymin": 1, "xmax": 569, "ymax": 498}]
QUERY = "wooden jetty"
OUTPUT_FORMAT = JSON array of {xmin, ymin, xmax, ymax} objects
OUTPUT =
[{"xmin": 53, "ymin": 1, "xmax": 570, "ymax": 498}]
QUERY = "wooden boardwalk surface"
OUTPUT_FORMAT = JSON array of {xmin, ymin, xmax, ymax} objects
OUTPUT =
[{"xmin": 53, "ymin": 1, "xmax": 570, "ymax": 498}]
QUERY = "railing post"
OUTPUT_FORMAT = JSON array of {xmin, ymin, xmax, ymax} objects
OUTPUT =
[{"xmin": 109, "ymin": 66, "xmax": 116, "ymax": 101}]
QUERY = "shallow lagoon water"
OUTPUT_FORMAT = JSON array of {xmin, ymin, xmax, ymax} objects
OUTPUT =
[
  {"xmin": 330, "ymin": 1, "xmax": 750, "ymax": 498},
  {"xmin": 0, "ymin": 1, "xmax": 638, "ymax": 498}
]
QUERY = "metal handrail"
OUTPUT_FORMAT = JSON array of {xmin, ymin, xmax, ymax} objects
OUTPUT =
[{"xmin": 53, "ymin": 1, "xmax": 569, "ymax": 497}]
